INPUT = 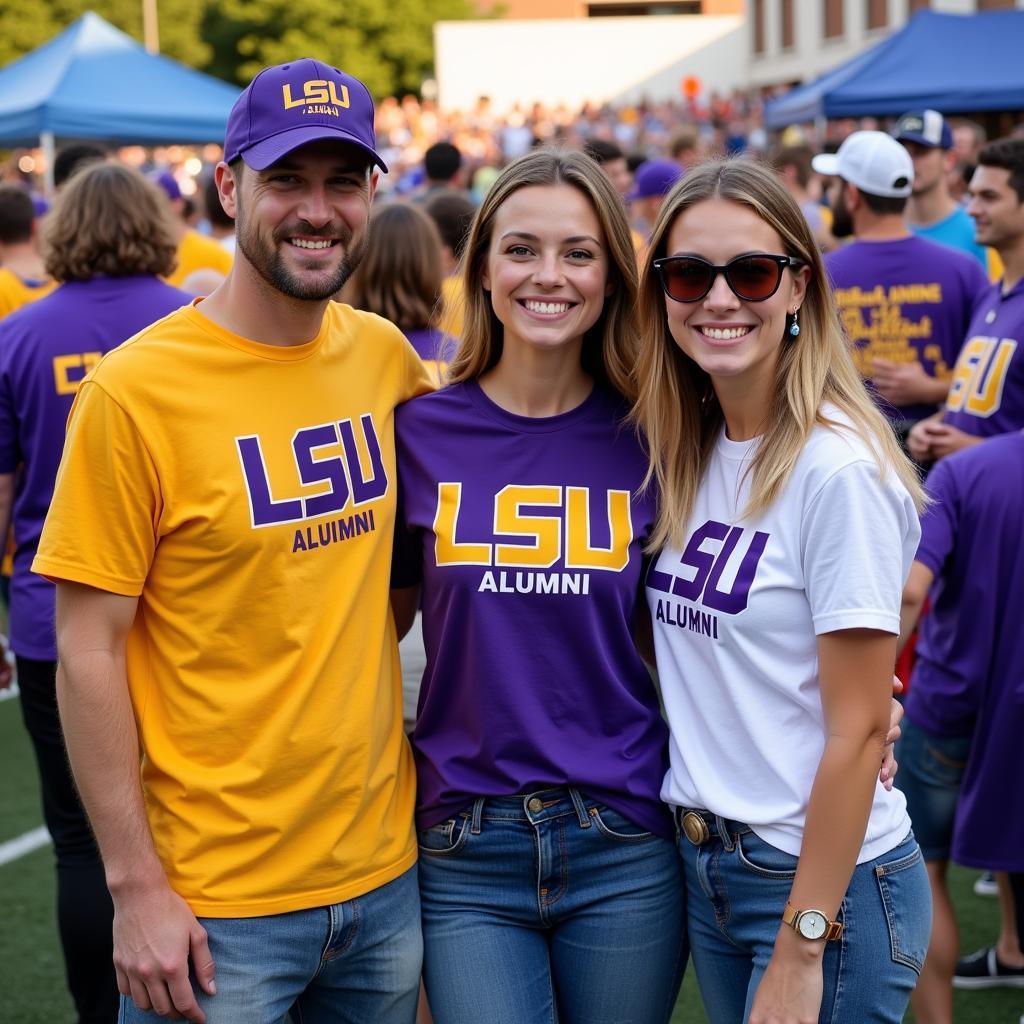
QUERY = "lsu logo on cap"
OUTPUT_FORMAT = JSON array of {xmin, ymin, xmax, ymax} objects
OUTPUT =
[{"xmin": 282, "ymin": 79, "xmax": 351, "ymax": 117}]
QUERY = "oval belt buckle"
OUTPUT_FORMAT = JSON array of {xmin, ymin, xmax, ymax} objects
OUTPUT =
[{"xmin": 681, "ymin": 811, "xmax": 710, "ymax": 846}]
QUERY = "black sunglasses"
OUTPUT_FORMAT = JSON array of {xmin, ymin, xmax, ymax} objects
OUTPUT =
[{"xmin": 653, "ymin": 253, "xmax": 803, "ymax": 303}]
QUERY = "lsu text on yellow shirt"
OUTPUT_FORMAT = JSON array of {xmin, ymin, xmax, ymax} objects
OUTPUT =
[
  {"xmin": 0, "ymin": 268, "xmax": 56, "ymax": 319},
  {"xmin": 34, "ymin": 301, "xmax": 432, "ymax": 916},
  {"xmin": 165, "ymin": 230, "xmax": 233, "ymax": 289}
]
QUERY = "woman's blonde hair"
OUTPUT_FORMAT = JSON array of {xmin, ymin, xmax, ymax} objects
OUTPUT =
[
  {"xmin": 633, "ymin": 157, "xmax": 925, "ymax": 551},
  {"xmin": 343, "ymin": 202, "xmax": 444, "ymax": 332},
  {"xmin": 446, "ymin": 148, "xmax": 640, "ymax": 400},
  {"xmin": 43, "ymin": 163, "xmax": 178, "ymax": 282}
]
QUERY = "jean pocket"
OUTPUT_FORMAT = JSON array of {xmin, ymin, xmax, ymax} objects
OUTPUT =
[
  {"xmin": 588, "ymin": 804, "xmax": 655, "ymax": 843},
  {"xmin": 874, "ymin": 840, "xmax": 931, "ymax": 974},
  {"xmin": 735, "ymin": 832, "xmax": 798, "ymax": 879},
  {"xmin": 417, "ymin": 815, "xmax": 470, "ymax": 857}
]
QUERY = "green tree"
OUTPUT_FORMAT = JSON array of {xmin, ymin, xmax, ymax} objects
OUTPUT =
[
  {"xmin": 0, "ymin": 0, "xmax": 211, "ymax": 71},
  {"xmin": 205, "ymin": 0, "xmax": 476, "ymax": 95}
]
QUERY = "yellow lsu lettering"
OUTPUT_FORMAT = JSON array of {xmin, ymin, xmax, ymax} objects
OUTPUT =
[
  {"xmin": 946, "ymin": 337, "xmax": 1018, "ymax": 417},
  {"xmin": 53, "ymin": 353, "xmax": 101, "ymax": 396},
  {"xmin": 434, "ymin": 483, "xmax": 633, "ymax": 571},
  {"xmin": 282, "ymin": 80, "xmax": 350, "ymax": 110}
]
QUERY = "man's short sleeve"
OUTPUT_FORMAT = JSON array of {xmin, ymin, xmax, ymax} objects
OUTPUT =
[
  {"xmin": 914, "ymin": 458, "xmax": 958, "ymax": 579},
  {"xmin": 398, "ymin": 335, "xmax": 436, "ymax": 405},
  {"xmin": 32, "ymin": 381, "xmax": 161, "ymax": 596}
]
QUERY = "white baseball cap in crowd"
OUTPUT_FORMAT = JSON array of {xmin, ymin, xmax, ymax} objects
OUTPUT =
[{"xmin": 811, "ymin": 131, "xmax": 914, "ymax": 199}]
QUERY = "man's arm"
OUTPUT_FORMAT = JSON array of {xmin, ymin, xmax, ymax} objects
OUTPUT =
[
  {"xmin": 871, "ymin": 359, "xmax": 949, "ymax": 407},
  {"xmin": 55, "ymin": 581, "xmax": 215, "ymax": 1022},
  {"xmin": 898, "ymin": 561, "xmax": 935, "ymax": 656}
]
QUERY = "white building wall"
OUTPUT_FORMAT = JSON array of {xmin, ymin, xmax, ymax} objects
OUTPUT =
[
  {"xmin": 748, "ymin": 0, "xmax": 1013, "ymax": 90},
  {"xmin": 434, "ymin": 15, "xmax": 748, "ymax": 113}
]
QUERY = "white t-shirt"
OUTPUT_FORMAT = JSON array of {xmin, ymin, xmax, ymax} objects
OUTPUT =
[{"xmin": 648, "ymin": 413, "xmax": 920, "ymax": 863}]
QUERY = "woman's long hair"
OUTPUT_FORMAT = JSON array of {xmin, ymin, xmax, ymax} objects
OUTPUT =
[
  {"xmin": 343, "ymin": 202, "xmax": 444, "ymax": 332},
  {"xmin": 633, "ymin": 157, "xmax": 925, "ymax": 551},
  {"xmin": 445, "ymin": 148, "xmax": 640, "ymax": 401}
]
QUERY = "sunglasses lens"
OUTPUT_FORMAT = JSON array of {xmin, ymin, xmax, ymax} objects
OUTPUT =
[
  {"xmin": 727, "ymin": 257, "xmax": 782, "ymax": 300},
  {"xmin": 661, "ymin": 259, "xmax": 712, "ymax": 302}
]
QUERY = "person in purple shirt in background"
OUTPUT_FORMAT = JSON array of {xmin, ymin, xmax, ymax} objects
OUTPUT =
[
  {"xmin": 910, "ymin": 138, "xmax": 1024, "ymax": 463},
  {"xmin": 343, "ymin": 202, "xmax": 457, "ymax": 384},
  {"xmin": 390, "ymin": 149, "xmax": 687, "ymax": 1024},
  {"xmin": 896, "ymin": 430, "xmax": 1024, "ymax": 1023},
  {"xmin": 0, "ymin": 162, "xmax": 190, "ymax": 1024},
  {"xmin": 814, "ymin": 131, "xmax": 987, "ymax": 449}
]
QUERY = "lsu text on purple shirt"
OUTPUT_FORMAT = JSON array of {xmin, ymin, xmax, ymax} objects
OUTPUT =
[
  {"xmin": 942, "ymin": 278, "xmax": 1024, "ymax": 438},
  {"xmin": 0, "ymin": 276, "xmax": 190, "ymax": 660},
  {"xmin": 393, "ymin": 380, "xmax": 672, "ymax": 837},
  {"xmin": 825, "ymin": 236, "xmax": 987, "ymax": 423},
  {"xmin": 907, "ymin": 431, "xmax": 1024, "ymax": 870}
]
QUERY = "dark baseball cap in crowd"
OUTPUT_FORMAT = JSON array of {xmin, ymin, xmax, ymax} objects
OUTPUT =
[
  {"xmin": 223, "ymin": 58, "xmax": 387, "ymax": 173},
  {"xmin": 627, "ymin": 159, "xmax": 683, "ymax": 201},
  {"xmin": 893, "ymin": 110, "xmax": 953, "ymax": 150}
]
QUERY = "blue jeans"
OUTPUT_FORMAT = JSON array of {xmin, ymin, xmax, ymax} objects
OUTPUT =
[
  {"xmin": 418, "ymin": 787, "xmax": 687, "ymax": 1024},
  {"xmin": 677, "ymin": 813, "xmax": 931, "ymax": 1023},
  {"xmin": 894, "ymin": 717, "xmax": 971, "ymax": 862},
  {"xmin": 119, "ymin": 865, "xmax": 422, "ymax": 1024}
]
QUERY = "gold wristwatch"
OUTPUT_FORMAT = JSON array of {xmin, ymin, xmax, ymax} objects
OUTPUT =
[{"xmin": 782, "ymin": 901, "xmax": 844, "ymax": 941}]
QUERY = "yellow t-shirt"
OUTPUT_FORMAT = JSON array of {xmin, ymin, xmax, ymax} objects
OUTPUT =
[
  {"xmin": 438, "ymin": 274, "xmax": 465, "ymax": 340},
  {"xmin": 0, "ymin": 267, "xmax": 56, "ymax": 319},
  {"xmin": 165, "ymin": 230, "xmax": 233, "ymax": 289},
  {"xmin": 34, "ymin": 301, "xmax": 432, "ymax": 917}
]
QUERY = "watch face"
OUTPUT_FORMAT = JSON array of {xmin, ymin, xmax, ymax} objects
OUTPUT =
[{"xmin": 798, "ymin": 910, "xmax": 828, "ymax": 940}]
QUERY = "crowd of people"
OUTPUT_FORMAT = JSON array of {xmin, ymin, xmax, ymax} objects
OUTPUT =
[{"xmin": 0, "ymin": 54, "xmax": 1022, "ymax": 1024}]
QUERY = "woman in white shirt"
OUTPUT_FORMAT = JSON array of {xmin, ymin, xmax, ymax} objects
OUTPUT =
[{"xmin": 632, "ymin": 157, "xmax": 932, "ymax": 1023}]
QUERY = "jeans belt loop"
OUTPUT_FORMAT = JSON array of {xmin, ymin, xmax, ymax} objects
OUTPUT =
[
  {"xmin": 716, "ymin": 814, "xmax": 736, "ymax": 852},
  {"xmin": 681, "ymin": 810, "xmax": 711, "ymax": 846},
  {"xmin": 469, "ymin": 797, "xmax": 485, "ymax": 835},
  {"xmin": 568, "ymin": 787, "xmax": 592, "ymax": 828}
]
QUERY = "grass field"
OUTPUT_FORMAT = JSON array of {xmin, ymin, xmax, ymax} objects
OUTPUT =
[{"xmin": 2, "ymin": 691, "xmax": 1021, "ymax": 1024}]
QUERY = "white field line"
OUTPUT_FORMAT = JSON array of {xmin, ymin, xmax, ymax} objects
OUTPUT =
[
  {"xmin": 0, "ymin": 826, "xmax": 50, "ymax": 866},
  {"xmin": 0, "ymin": 682, "xmax": 18, "ymax": 701}
]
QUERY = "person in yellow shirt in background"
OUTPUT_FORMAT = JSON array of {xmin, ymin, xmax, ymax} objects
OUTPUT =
[
  {"xmin": 152, "ymin": 171, "xmax": 234, "ymax": 291},
  {"xmin": 425, "ymin": 190, "xmax": 475, "ymax": 342},
  {"xmin": 0, "ymin": 185, "xmax": 56, "ymax": 319},
  {"xmin": 35, "ymin": 59, "xmax": 431, "ymax": 1024}
]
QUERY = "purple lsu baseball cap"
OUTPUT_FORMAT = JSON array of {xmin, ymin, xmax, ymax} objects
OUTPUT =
[{"xmin": 223, "ymin": 58, "xmax": 388, "ymax": 173}]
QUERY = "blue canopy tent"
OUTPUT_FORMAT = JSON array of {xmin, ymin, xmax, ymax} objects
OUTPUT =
[
  {"xmin": 0, "ymin": 12, "xmax": 239, "ymax": 188},
  {"xmin": 765, "ymin": 10, "xmax": 1024, "ymax": 129}
]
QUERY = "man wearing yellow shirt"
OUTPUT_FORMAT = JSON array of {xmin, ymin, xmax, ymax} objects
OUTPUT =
[
  {"xmin": 0, "ymin": 185, "xmax": 56, "ymax": 319},
  {"xmin": 35, "ymin": 60, "xmax": 431, "ymax": 1024},
  {"xmin": 152, "ymin": 172, "xmax": 234, "ymax": 291}
]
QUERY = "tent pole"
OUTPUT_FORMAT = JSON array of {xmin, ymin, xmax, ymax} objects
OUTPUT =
[
  {"xmin": 142, "ymin": 0, "xmax": 160, "ymax": 54},
  {"xmin": 41, "ymin": 131, "xmax": 56, "ymax": 198}
]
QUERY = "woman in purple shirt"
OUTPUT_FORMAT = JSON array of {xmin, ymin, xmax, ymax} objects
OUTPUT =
[{"xmin": 391, "ymin": 150, "xmax": 686, "ymax": 1023}]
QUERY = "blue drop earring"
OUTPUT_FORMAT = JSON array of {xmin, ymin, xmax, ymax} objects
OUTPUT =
[{"xmin": 789, "ymin": 309, "xmax": 801, "ymax": 337}]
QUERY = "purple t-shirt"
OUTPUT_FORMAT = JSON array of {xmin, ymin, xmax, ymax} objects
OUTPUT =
[
  {"xmin": 403, "ymin": 326, "xmax": 456, "ymax": 366},
  {"xmin": 906, "ymin": 431, "xmax": 1024, "ymax": 870},
  {"xmin": 942, "ymin": 278, "xmax": 1024, "ymax": 438},
  {"xmin": 826, "ymin": 236, "xmax": 986, "ymax": 423},
  {"xmin": 394, "ymin": 380, "xmax": 672, "ymax": 837},
  {"xmin": 0, "ymin": 276, "xmax": 190, "ymax": 659}
]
